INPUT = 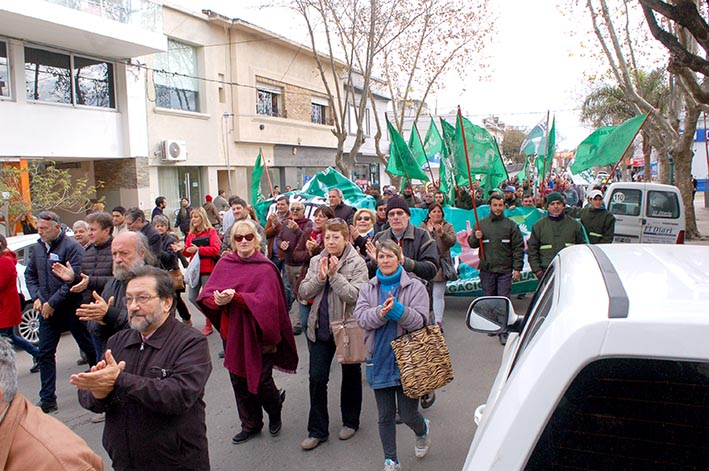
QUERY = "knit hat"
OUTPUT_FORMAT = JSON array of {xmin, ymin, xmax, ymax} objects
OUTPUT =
[
  {"xmin": 205, "ymin": 195, "xmax": 213, "ymax": 202},
  {"xmin": 545, "ymin": 192, "xmax": 564, "ymax": 206},
  {"xmin": 386, "ymin": 196, "xmax": 411, "ymax": 216}
]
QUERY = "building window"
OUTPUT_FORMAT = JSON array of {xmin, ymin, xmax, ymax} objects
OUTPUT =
[
  {"xmin": 74, "ymin": 56, "xmax": 115, "ymax": 108},
  {"xmin": 257, "ymin": 84, "xmax": 282, "ymax": 117},
  {"xmin": 312, "ymin": 97, "xmax": 328, "ymax": 124},
  {"xmin": 25, "ymin": 47, "xmax": 72, "ymax": 104},
  {"xmin": 0, "ymin": 41, "xmax": 9, "ymax": 98},
  {"xmin": 24, "ymin": 46, "xmax": 115, "ymax": 108},
  {"xmin": 153, "ymin": 39, "xmax": 200, "ymax": 112}
]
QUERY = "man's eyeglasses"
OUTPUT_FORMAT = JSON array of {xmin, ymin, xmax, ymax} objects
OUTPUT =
[
  {"xmin": 356, "ymin": 216, "xmax": 371, "ymax": 221},
  {"xmin": 291, "ymin": 207, "xmax": 304, "ymax": 212},
  {"xmin": 124, "ymin": 295, "xmax": 159, "ymax": 307},
  {"xmin": 234, "ymin": 233, "xmax": 255, "ymax": 242}
]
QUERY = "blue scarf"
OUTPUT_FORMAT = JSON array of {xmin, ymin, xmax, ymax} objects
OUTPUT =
[{"xmin": 368, "ymin": 266, "xmax": 403, "ymax": 389}]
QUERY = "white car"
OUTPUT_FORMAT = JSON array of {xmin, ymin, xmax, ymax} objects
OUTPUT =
[{"xmin": 463, "ymin": 244, "xmax": 709, "ymax": 470}]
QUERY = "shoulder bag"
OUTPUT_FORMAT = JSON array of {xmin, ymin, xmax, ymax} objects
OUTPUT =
[
  {"xmin": 330, "ymin": 301, "xmax": 366, "ymax": 364},
  {"xmin": 390, "ymin": 323, "xmax": 454, "ymax": 398}
]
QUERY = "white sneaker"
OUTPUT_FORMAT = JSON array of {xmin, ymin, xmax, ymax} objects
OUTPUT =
[
  {"xmin": 414, "ymin": 418, "xmax": 430, "ymax": 459},
  {"xmin": 384, "ymin": 458, "xmax": 401, "ymax": 470}
]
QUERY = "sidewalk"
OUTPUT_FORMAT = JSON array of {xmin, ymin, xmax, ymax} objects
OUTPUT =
[{"xmin": 687, "ymin": 193, "xmax": 709, "ymax": 246}]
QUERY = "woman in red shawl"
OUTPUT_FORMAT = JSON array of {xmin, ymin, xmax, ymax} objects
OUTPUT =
[{"xmin": 198, "ymin": 220, "xmax": 298, "ymax": 445}]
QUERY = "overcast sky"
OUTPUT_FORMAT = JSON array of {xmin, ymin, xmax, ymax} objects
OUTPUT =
[{"xmin": 165, "ymin": 0, "xmax": 628, "ymax": 150}]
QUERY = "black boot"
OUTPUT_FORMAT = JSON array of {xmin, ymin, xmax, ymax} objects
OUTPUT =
[{"xmin": 30, "ymin": 356, "xmax": 40, "ymax": 374}]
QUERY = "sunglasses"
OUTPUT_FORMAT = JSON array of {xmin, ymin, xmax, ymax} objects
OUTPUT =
[
  {"xmin": 356, "ymin": 216, "xmax": 371, "ymax": 221},
  {"xmin": 233, "ymin": 233, "xmax": 255, "ymax": 242}
]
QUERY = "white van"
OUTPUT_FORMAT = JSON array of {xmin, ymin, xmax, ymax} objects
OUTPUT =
[{"xmin": 603, "ymin": 182, "xmax": 685, "ymax": 244}]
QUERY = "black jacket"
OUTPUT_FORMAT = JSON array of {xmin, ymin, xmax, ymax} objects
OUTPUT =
[
  {"xmin": 140, "ymin": 223, "xmax": 162, "ymax": 260},
  {"xmin": 158, "ymin": 232, "xmax": 180, "ymax": 270},
  {"xmin": 79, "ymin": 237, "xmax": 114, "ymax": 303},
  {"xmin": 370, "ymin": 223, "xmax": 439, "ymax": 281},
  {"xmin": 89, "ymin": 278, "xmax": 128, "ymax": 345},
  {"xmin": 79, "ymin": 316, "xmax": 212, "ymax": 471},
  {"xmin": 332, "ymin": 202, "xmax": 356, "ymax": 226}
]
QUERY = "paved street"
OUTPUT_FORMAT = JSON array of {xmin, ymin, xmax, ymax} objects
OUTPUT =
[{"xmin": 15, "ymin": 295, "xmax": 531, "ymax": 471}]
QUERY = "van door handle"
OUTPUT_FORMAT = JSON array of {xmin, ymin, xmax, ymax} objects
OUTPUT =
[{"xmin": 641, "ymin": 218, "xmax": 647, "ymax": 224}]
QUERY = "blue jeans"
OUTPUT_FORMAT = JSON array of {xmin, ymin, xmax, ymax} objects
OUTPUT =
[
  {"xmin": 38, "ymin": 309, "xmax": 97, "ymax": 403},
  {"xmin": 479, "ymin": 271, "xmax": 513, "ymax": 298},
  {"xmin": 307, "ymin": 337, "xmax": 362, "ymax": 438},
  {"xmin": 0, "ymin": 327, "xmax": 39, "ymax": 357},
  {"xmin": 299, "ymin": 303, "xmax": 311, "ymax": 333}
]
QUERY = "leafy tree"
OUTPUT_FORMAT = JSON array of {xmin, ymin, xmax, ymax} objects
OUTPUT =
[{"xmin": 501, "ymin": 128, "xmax": 527, "ymax": 163}]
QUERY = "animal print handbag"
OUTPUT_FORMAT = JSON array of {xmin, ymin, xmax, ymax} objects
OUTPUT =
[{"xmin": 390, "ymin": 323, "xmax": 454, "ymax": 398}]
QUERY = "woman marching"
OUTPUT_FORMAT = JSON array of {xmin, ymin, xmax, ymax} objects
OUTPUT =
[
  {"xmin": 198, "ymin": 220, "xmax": 298, "ymax": 444},
  {"xmin": 354, "ymin": 240, "xmax": 431, "ymax": 470},
  {"xmin": 298, "ymin": 217, "xmax": 368, "ymax": 450}
]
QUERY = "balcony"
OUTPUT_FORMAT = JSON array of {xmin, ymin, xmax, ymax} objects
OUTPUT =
[{"xmin": 0, "ymin": 0, "xmax": 165, "ymax": 59}]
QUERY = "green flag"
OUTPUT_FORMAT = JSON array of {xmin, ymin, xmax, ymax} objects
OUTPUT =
[
  {"xmin": 569, "ymin": 125, "xmax": 616, "ymax": 174},
  {"xmin": 536, "ymin": 117, "xmax": 555, "ymax": 179},
  {"xmin": 517, "ymin": 157, "xmax": 529, "ymax": 182},
  {"xmin": 251, "ymin": 150, "xmax": 265, "ymax": 207},
  {"xmin": 424, "ymin": 121, "xmax": 454, "ymax": 204},
  {"xmin": 440, "ymin": 118, "xmax": 456, "ymax": 157},
  {"xmin": 386, "ymin": 118, "xmax": 429, "ymax": 182},
  {"xmin": 519, "ymin": 116, "xmax": 547, "ymax": 156},
  {"xmin": 571, "ymin": 114, "xmax": 648, "ymax": 174},
  {"xmin": 408, "ymin": 124, "xmax": 428, "ymax": 168},
  {"xmin": 454, "ymin": 114, "xmax": 509, "ymax": 193}
]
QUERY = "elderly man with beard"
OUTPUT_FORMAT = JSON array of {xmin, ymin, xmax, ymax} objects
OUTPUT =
[
  {"xmin": 74, "ymin": 231, "xmax": 156, "ymax": 355},
  {"xmin": 74, "ymin": 266, "xmax": 212, "ymax": 471}
]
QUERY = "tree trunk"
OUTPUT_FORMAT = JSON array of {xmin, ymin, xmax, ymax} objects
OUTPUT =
[
  {"xmin": 642, "ymin": 130, "xmax": 652, "ymax": 182},
  {"xmin": 671, "ymin": 105, "xmax": 701, "ymax": 239}
]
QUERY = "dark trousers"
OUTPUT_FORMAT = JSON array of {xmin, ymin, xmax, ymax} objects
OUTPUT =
[
  {"xmin": 38, "ymin": 310, "xmax": 97, "ymax": 402},
  {"xmin": 0, "ymin": 327, "xmax": 39, "ymax": 357},
  {"xmin": 307, "ymin": 337, "xmax": 362, "ymax": 439},
  {"xmin": 229, "ymin": 353, "xmax": 282, "ymax": 433},
  {"xmin": 479, "ymin": 271, "xmax": 513, "ymax": 298},
  {"xmin": 175, "ymin": 292, "xmax": 190, "ymax": 321},
  {"xmin": 374, "ymin": 386, "xmax": 426, "ymax": 461}
]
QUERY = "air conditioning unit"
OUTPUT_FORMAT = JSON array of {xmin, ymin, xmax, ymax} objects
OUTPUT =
[{"xmin": 162, "ymin": 140, "xmax": 187, "ymax": 161}]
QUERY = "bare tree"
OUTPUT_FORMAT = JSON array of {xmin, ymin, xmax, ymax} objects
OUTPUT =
[{"xmin": 583, "ymin": 0, "xmax": 701, "ymax": 237}]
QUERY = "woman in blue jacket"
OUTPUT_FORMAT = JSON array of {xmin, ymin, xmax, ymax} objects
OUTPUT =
[{"xmin": 354, "ymin": 240, "xmax": 431, "ymax": 471}]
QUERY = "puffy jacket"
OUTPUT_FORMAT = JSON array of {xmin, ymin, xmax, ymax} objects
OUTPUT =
[
  {"xmin": 468, "ymin": 213, "xmax": 525, "ymax": 273},
  {"xmin": 25, "ymin": 231, "xmax": 84, "ymax": 311},
  {"xmin": 370, "ymin": 223, "xmax": 439, "ymax": 281},
  {"xmin": 80, "ymin": 237, "xmax": 113, "ymax": 303},
  {"xmin": 299, "ymin": 243, "xmax": 369, "ymax": 343},
  {"xmin": 528, "ymin": 215, "xmax": 586, "ymax": 272},
  {"xmin": 354, "ymin": 270, "xmax": 428, "ymax": 357},
  {"xmin": 0, "ymin": 249, "xmax": 21, "ymax": 328}
]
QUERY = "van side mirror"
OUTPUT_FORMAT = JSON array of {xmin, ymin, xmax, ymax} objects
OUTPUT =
[{"xmin": 466, "ymin": 297, "xmax": 517, "ymax": 334}]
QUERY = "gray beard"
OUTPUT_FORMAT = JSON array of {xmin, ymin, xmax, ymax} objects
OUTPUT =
[{"xmin": 114, "ymin": 258, "xmax": 146, "ymax": 281}]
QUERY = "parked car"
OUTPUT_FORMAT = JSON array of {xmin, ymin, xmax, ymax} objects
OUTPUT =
[
  {"xmin": 7, "ymin": 234, "xmax": 42, "ymax": 345},
  {"xmin": 604, "ymin": 182, "xmax": 685, "ymax": 244},
  {"xmin": 463, "ymin": 244, "xmax": 709, "ymax": 470}
]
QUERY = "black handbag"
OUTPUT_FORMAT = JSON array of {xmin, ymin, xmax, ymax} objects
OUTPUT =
[{"xmin": 440, "ymin": 256, "xmax": 459, "ymax": 281}]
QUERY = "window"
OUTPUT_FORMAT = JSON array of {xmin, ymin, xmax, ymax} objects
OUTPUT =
[
  {"xmin": 0, "ymin": 41, "xmax": 9, "ymax": 98},
  {"xmin": 24, "ymin": 46, "xmax": 115, "ymax": 108},
  {"xmin": 74, "ymin": 56, "xmax": 115, "ymax": 108},
  {"xmin": 646, "ymin": 190, "xmax": 680, "ymax": 219},
  {"xmin": 526, "ymin": 358, "xmax": 709, "ymax": 470},
  {"xmin": 311, "ymin": 96, "xmax": 328, "ymax": 124},
  {"xmin": 608, "ymin": 188, "xmax": 641, "ymax": 217},
  {"xmin": 25, "ymin": 47, "xmax": 71, "ymax": 104},
  {"xmin": 257, "ymin": 84, "xmax": 282, "ymax": 117},
  {"xmin": 153, "ymin": 39, "xmax": 200, "ymax": 112}
]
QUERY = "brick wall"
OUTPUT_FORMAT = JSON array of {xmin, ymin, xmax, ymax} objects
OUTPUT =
[
  {"xmin": 257, "ymin": 76, "xmax": 329, "ymax": 124},
  {"xmin": 94, "ymin": 157, "xmax": 150, "ymax": 190}
]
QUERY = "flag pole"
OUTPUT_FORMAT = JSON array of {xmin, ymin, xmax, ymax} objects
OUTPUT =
[
  {"xmin": 537, "ymin": 111, "xmax": 550, "ymax": 204},
  {"xmin": 601, "ymin": 112, "xmax": 651, "ymax": 189},
  {"xmin": 414, "ymin": 122, "xmax": 436, "ymax": 184},
  {"xmin": 260, "ymin": 148, "xmax": 275, "ymax": 198},
  {"xmin": 544, "ymin": 116, "xmax": 556, "ymax": 186},
  {"xmin": 457, "ymin": 106, "xmax": 484, "ymax": 258}
]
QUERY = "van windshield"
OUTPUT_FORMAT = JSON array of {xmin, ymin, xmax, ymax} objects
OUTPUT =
[{"xmin": 646, "ymin": 190, "xmax": 680, "ymax": 219}]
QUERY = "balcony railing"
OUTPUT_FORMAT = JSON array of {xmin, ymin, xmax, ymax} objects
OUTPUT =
[{"xmin": 45, "ymin": 0, "xmax": 162, "ymax": 33}]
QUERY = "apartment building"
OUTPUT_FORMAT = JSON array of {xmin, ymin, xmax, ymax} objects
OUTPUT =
[{"xmin": 0, "ymin": 0, "xmax": 166, "ymax": 219}]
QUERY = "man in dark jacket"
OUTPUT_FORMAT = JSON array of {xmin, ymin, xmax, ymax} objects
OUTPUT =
[
  {"xmin": 528, "ymin": 192, "xmax": 587, "ymax": 278},
  {"xmin": 469, "ymin": 193, "xmax": 525, "ymax": 297},
  {"xmin": 74, "ymin": 266, "xmax": 212, "ymax": 471},
  {"xmin": 175, "ymin": 197, "xmax": 192, "ymax": 236},
  {"xmin": 576, "ymin": 189, "xmax": 615, "ymax": 244},
  {"xmin": 328, "ymin": 188, "xmax": 356, "ymax": 225},
  {"xmin": 124, "ymin": 207, "xmax": 161, "ymax": 260},
  {"xmin": 24, "ymin": 211, "xmax": 97, "ymax": 414},
  {"xmin": 374, "ymin": 199, "xmax": 389, "ymax": 233}
]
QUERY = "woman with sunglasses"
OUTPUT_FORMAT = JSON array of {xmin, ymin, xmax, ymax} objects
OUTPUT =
[
  {"xmin": 420, "ymin": 203, "xmax": 457, "ymax": 329},
  {"xmin": 198, "ymin": 220, "xmax": 298, "ymax": 445},
  {"xmin": 354, "ymin": 240, "xmax": 431, "ymax": 470},
  {"xmin": 298, "ymin": 218, "xmax": 369, "ymax": 450},
  {"xmin": 351, "ymin": 208, "xmax": 376, "ymax": 258},
  {"xmin": 292, "ymin": 205, "xmax": 335, "ymax": 333}
]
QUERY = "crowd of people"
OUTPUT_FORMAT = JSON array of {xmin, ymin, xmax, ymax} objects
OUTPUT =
[{"xmin": 0, "ymin": 176, "xmax": 616, "ymax": 470}]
